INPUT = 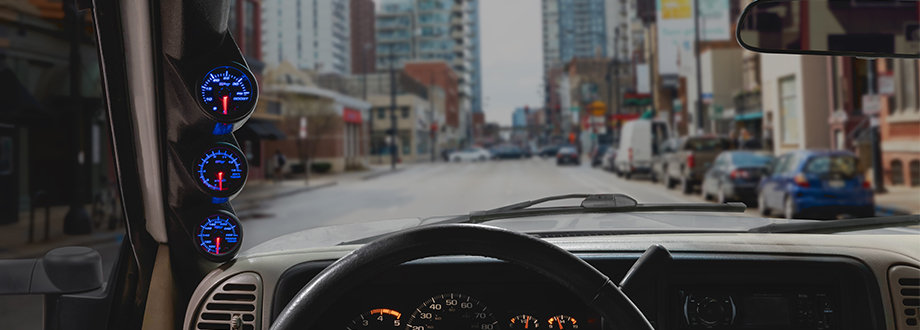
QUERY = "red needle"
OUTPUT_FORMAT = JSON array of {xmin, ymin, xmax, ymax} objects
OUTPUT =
[
  {"xmin": 215, "ymin": 236, "xmax": 221, "ymax": 254},
  {"xmin": 218, "ymin": 171, "xmax": 224, "ymax": 191},
  {"xmin": 222, "ymin": 95, "xmax": 229, "ymax": 115}
]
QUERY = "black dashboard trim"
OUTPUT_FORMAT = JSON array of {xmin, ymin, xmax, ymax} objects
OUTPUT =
[{"xmin": 270, "ymin": 252, "xmax": 886, "ymax": 330}]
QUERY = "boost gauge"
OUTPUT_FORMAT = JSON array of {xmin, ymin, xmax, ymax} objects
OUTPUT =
[
  {"xmin": 198, "ymin": 63, "xmax": 257, "ymax": 122},
  {"xmin": 195, "ymin": 142, "xmax": 248, "ymax": 199},
  {"xmin": 196, "ymin": 211, "xmax": 242, "ymax": 258}
]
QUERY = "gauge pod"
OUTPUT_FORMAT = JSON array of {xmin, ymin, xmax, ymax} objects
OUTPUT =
[
  {"xmin": 197, "ymin": 62, "xmax": 258, "ymax": 123},
  {"xmin": 195, "ymin": 210, "xmax": 242, "ymax": 259},
  {"xmin": 194, "ymin": 142, "xmax": 248, "ymax": 199}
]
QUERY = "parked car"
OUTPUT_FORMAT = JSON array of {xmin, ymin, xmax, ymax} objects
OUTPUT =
[
  {"xmin": 758, "ymin": 150, "xmax": 874, "ymax": 219},
  {"xmin": 440, "ymin": 148, "xmax": 456, "ymax": 162},
  {"xmin": 613, "ymin": 119, "xmax": 670, "ymax": 178},
  {"xmin": 651, "ymin": 138, "xmax": 680, "ymax": 183},
  {"xmin": 449, "ymin": 148, "xmax": 491, "ymax": 162},
  {"xmin": 556, "ymin": 146, "xmax": 580, "ymax": 166},
  {"xmin": 539, "ymin": 145, "xmax": 560, "ymax": 158},
  {"xmin": 601, "ymin": 146, "xmax": 618, "ymax": 171},
  {"xmin": 701, "ymin": 151, "xmax": 774, "ymax": 204},
  {"xmin": 589, "ymin": 144, "xmax": 610, "ymax": 167},
  {"xmin": 662, "ymin": 136, "xmax": 732, "ymax": 194},
  {"xmin": 491, "ymin": 145, "xmax": 525, "ymax": 159}
]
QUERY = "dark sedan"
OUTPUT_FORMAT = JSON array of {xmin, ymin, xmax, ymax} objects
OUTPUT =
[
  {"xmin": 539, "ymin": 145, "xmax": 560, "ymax": 158},
  {"xmin": 556, "ymin": 146, "xmax": 580, "ymax": 166},
  {"xmin": 701, "ymin": 151, "xmax": 773, "ymax": 204},
  {"xmin": 491, "ymin": 145, "xmax": 525, "ymax": 159}
]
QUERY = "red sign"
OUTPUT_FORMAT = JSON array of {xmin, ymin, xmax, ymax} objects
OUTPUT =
[{"xmin": 343, "ymin": 108, "xmax": 362, "ymax": 124}]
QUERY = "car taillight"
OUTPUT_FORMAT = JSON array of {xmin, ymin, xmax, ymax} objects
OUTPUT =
[
  {"xmin": 862, "ymin": 180, "xmax": 872, "ymax": 189},
  {"xmin": 730, "ymin": 169, "xmax": 749, "ymax": 179},
  {"xmin": 794, "ymin": 174, "xmax": 810, "ymax": 188},
  {"xmin": 686, "ymin": 154, "xmax": 695, "ymax": 169}
]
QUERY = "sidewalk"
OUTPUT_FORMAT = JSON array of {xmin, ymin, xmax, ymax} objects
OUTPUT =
[
  {"xmin": 233, "ymin": 164, "xmax": 403, "ymax": 213},
  {"xmin": 875, "ymin": 186, "xmax": 920, "ymax": 216},
  {"xmin": 0, "ymin": 204, "xmax": 124, "ymax": 259}
]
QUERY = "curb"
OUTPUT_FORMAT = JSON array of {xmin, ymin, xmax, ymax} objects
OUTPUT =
[
  {"xmin": 362, "ymin": 168, "xmax": 404, "ymax": 181},
  {"xmin": 875, "ymin": 205, "xmax": 913, "ymax": 216}
]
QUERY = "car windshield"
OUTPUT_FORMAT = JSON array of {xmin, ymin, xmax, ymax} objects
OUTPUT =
[
  {"xmin": 731, "ymin": 153, "xmax": 773, "ymax": 167},
  {"xmin": 805, "ymin": 155, "xmax": 859, "ymax": 178},
  {"xmin": 0, "ymin": 0, "xmax": 916, "ymax": 272}
]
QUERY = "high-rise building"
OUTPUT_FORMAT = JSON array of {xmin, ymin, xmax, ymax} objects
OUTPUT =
[
  {"xmin": 467, "ymin": 0, "xmax": 483, "ymax": 114},
  {"xmin": 350, "ymin": 0, "xmax": 376, "ymax": 74},
  {"xmin": 262, "ymin": 0, "xmax": 351, "ymax": 74},
  {"xmin": 375, "ymin": 0, "xmax": 480, "ymax": 142},
  {"xmin": 542, "ymin": 0, "xmax": 627, "ymax": 75}
]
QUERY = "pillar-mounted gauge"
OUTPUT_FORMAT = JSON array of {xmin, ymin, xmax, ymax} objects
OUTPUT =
[{"xmin": 197, "ymin": 62, "xmax": 258, "ymax": 123}]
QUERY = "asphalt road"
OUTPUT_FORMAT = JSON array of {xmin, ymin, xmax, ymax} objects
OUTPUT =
[{"xmin": 238, "ymin": 157, "xmax": 760, "ymax": 251}]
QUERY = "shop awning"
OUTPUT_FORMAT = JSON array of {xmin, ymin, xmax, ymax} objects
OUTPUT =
[
  {"xmin": 734, "ymin": 111, "xmax": 763, "ymax": 121},
  {"xmin": 240, "ymin": 118, "xmax": 286, "ymax": 139}
]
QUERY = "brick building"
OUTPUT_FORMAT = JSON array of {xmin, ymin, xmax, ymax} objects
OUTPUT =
[{"xmin": 350, "ymin": 0, "xmax": 376, "ymax": 74}]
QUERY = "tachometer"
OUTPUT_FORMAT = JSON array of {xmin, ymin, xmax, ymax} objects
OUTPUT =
[
  {"xmin": 346, "ymin": 308, "xmax": 403, "ymax": 330},
  {"xmin": 405, "ymin": 293, "xmax": 497, "ymax": 330},
  {"xmin": 198, "ymin": 64, "xmax": 257, "ymax": 122}
]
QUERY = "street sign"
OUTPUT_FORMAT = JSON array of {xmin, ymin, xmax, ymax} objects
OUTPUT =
[
  {"xmin": 862, "ymin": 94, "xmax": 881, "ymax": 115},
  {"xmin": 878, "ymin": 73, "xmax": 895, "ymax": 95}
]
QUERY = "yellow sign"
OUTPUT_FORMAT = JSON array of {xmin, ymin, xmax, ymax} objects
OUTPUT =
[
  {"xmin": 589, "ymin": 101, "xmax": 606, "ymax": 117},
  {"xmin": 661, "ymin": 0, "xmax": 691, "ymax": 19}
]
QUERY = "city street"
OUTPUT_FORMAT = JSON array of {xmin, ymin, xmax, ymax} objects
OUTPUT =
[{"xmin": 239, "ymin": 157, "xmax": 759, "ymax": 251}]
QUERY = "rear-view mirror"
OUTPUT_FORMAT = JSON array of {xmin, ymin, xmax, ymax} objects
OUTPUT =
[{"xmin": 736, "ymin": 0, "xmax": 920, "ymax": 58}]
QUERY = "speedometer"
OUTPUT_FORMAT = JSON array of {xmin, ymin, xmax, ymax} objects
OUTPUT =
[{"xmin": 405, "ymin": 293, "xmax": 497, "ymax": 330}]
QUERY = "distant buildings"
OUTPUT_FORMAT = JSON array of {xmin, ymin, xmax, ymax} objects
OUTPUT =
[
  {"xmin": 262, "ymin": 0, "xmax": 351, "ymax": 74},
  {"xmin": 542, "ymin": 0, "xmax": 627, "ymax": 75},
  {"xmin": 512, "ymin": 108, "xmax": 529, "ymax": 128}
]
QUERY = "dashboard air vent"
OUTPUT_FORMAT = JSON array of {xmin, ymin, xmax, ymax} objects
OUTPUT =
[
  {"xmin": 890, "ymin": 265, "xmax": 920, "ymax": 330},
  {"xmin": 195, "ymin": 272, "xmax": 262, "ymax": 330}
]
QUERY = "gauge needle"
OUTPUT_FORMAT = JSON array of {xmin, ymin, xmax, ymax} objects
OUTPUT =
[
  {"xmin": 216, "ymin": 236, "xmax": 221, "ymax": 254},
  {"xmin": 526, "ymin": 316, "xmax": 530, "ymax": 329},
  {"xmin": 218, "ymin": 171, "xmax": 224, "ymax": 191},
  {"xmin": 222, "ymin": 95, "xmax": 229, "ymax": 115}
]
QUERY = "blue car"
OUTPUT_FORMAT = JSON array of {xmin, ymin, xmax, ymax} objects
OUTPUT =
[{"xmin": 757, "ymin": 150, "xmax": 874, "ymax": 219}]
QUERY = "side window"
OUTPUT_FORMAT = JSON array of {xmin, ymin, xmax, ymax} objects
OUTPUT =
[{"xmin": 773, "ymin": 154, "xmax": 790, "ymax": 175}]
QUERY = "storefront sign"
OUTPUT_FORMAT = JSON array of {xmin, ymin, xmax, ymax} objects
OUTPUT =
[{"xmin": 343, "ymin": 108, "xmax": 363, "ymax": 124}]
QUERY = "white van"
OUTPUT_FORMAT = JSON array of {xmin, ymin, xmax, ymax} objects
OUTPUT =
[{"xmin": 613, "ymin": 119, "xmax": 670, "ymax": 178}]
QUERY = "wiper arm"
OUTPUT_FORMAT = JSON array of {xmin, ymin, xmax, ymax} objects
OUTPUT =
[
  {"xmin": 748, "ymin": 214, "xmax": 920, "ymax": 234},
  {"xmin": 445, "ymin": 193, "xmax": 746, "ymax": 224}
]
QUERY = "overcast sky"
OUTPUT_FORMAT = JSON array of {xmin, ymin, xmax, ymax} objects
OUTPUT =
[{"xmin": 479, "ymin": 0, "xmax": 542, "ymax": 126}]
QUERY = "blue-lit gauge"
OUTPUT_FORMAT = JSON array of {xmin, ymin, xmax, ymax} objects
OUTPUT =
[
  {"xmin": 195, "ymin": 143, "xmax": 248, "ymax": 198},
  {"xmin": 198, "ymin": 64, "xmax": 257, "ymax": 123},
  {"xmin": 196, "ymin": 211, "xmax": 242, "ymax": 257}
]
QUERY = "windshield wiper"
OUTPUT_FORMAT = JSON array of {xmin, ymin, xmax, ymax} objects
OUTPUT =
[
  {"xmin": 747, "ymin": 214, "xmax": 920, "ymax": 234},
  {"xmin": 446, "ymin": 193, "xmax": 746, "ymax": 224}
]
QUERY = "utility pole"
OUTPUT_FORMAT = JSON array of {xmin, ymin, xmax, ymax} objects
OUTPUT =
[
  {"xmin": 693, "ymin": 0, "xmax": 705, "ymax": 135},
  {"xmin": 363, "ymin": 43, "xmax": 371, "ymax": 159},
  {"xmin": 867, "ymin": 59, "xmax": 886, "ymax": 193},
  {"xmin": 429, "ymin": 71, "xmax": 436, "ymax": 162},
  {"xmin": 613, "ymin": 27, "xmax": 621, "ymax": 141},
  {"xmin": 389, "ymin": 47, "xmax": 398, "ymax": 170},
  {"xmin": 64, "ymin": 0, "xmax": 91, "ymax": 235}
]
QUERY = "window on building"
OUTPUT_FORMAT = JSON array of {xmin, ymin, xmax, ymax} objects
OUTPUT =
[
  {"xmin": 267, "ymin": 101, "xmax": 282, "ymax": 115},
  {"xmin": 378, "ymin": 108, "xmax": 386, "ymax": 119},
  {"xmin": 910, "ymin": 160, "xmax": 920, "ymax": 187},
  {"xmin": 244, "ymin": 1, "xmax": 257, "ymax": 56},
  {"xmin": 779, "ymin": 76, "xmax": 799, "ymax": 145},
  {"xmin": 401, "ymin": 106, "xmax": 410, "ymax": 118},
  {"xmin": 890, "ymin": 160, "xmax": 904, "ymax": 185}
]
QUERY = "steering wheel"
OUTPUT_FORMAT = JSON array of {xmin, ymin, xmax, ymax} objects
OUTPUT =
[{"xmin": 270, "ymin": 224, "xmax": 654, "ymax": 330}]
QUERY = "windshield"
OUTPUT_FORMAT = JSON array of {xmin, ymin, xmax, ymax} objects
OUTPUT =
[
  {"xmin": 731, "ymin": 153, "xmax": 773, "ymax": 167},
  {"xmin": 0, "ymin": 0, "xmax": 917, "ymax": 267}
]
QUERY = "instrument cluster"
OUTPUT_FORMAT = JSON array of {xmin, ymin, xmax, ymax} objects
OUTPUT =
[{"xmin": 332, "ymin": 288, "xmax": 602, "ymax": 330}]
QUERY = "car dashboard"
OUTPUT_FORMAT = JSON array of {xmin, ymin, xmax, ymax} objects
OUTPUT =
[{"xmin": 183, "ymin": 233, "xmax": 920, "ymax": 330}]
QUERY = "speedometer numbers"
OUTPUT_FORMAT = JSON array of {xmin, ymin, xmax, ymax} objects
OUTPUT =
[
  {"xmin": 195, "ymin": 142, "xmax": 248, "ymax": 198},
  {"xmin": 406, "ymin": 293, "xmax": 498, "ymax": 330},
  {"xmin": 196, "ymin": 211, "xmax": 242, "ymax": 258},
  {"xmin": 347, "ymin": 308, "xmax": 403, "ymax": 330}
]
